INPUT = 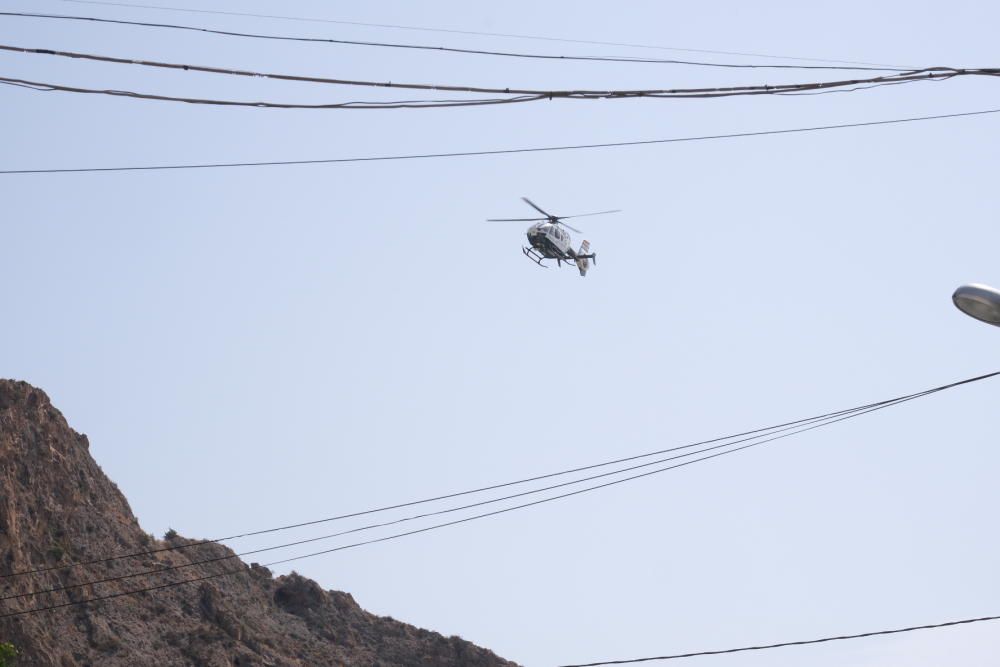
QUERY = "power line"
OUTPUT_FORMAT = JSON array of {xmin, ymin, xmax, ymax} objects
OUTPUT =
[
  {"xmin": 0, "ymin": 400, "xmax": 931, "ymax": 615},
  {"xmin": 556, "ymin": 614, "xmax": 1000, "ymax": 665},
  {"xmin": 4, "ymin": 44, "xmax": 984, "ymax": 102},
  {"xmin": 0, "ymin": 12, "xmax": 907, "ymax": 72},
  {"xmin": 0, "ymin": 75, "xmax": 535, "ymax": 109},
  {"xmin": 2, "ymin": 371, "xmax": 996, "ymax": 618},
  {"xmin": 6, "ymin": 371, "xmax": 991, "ymax": 580},
  {"xmin": 2, "ymin": 381, "xmax": 906, "ymax": 581},
  {"xmin": 0, "ymin": 564, "xmax": 246, "ymax": 620},
  {"xmin": 2, "ymin": 107, "xmax": 999, "ymax": 175},
  {"xmin": 0, "ymin": 397, "xmax": 909, "ymax": 603},
  {"xmin": 0, "ymin": 72, "xmax": 930, "ymax": 110},
  {"xmin": 48, "ymin": 0, "xmax": 906, "ymax": 68}
]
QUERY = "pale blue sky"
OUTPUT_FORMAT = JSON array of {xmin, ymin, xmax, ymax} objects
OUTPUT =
[{"xmin": 3, "ymin": 1, "xmax": 1000, "ymax": 665}]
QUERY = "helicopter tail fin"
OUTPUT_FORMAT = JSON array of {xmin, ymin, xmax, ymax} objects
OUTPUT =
[{"xmin": 575, "ymin": 240, "xmax": 593, "ymax": 277}]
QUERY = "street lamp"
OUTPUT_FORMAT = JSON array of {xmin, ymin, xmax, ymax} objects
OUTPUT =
[{"xmin": 953, "ymin": 283, "xmax": 1000, "ymax": 326}]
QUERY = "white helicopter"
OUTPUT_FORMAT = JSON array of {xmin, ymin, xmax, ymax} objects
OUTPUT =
[{"xmin": 487, "ymin": 197, "xmax": 621, "ymax": 277}]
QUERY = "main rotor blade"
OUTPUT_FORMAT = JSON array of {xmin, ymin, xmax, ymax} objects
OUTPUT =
[
  {"xmin": 486, "ymin": 217, "xmax": 548, "ymax": 222},
  {"xmin": 558, "ymin": 221, "xmax": 583, "ymax": 233},
  {"xmin": 561, "ymin": 209, "xmax": 623, "ymax": 219},
  {"xmin": 521, "ymin": 197, "xmax": 555, "ymax": 219}
]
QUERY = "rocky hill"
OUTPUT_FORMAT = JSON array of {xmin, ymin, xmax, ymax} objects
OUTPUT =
[{"xmin": 0, "ymin": 380, "xmax": 517, "ymax": 667}]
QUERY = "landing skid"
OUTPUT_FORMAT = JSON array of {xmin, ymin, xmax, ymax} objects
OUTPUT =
[
  {"xmin": 522, "ymin": 247, "xmax": 598, "ymax": 269},
  {"xmin": 522, "ymin": 246, "xmax": 549, "ymax": 268}
]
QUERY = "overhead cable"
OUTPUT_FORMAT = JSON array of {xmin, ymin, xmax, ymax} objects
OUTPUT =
[
  {"xmin": 0, "ymin": 12, "xmax": 906, "ymax": 72},
  {"xmin": 0, "ymin": 73, "xmax": 926, "ymax": 110},
  {"xmin": 0, "ymin": 401, "xmax": 937, "ymax": 614},
  {"xmin": 5, "ymin": 44, "xmax": 992, "ymax": 104},
  {"xmin": 557, "ymin": 614, "xmax": 1000, "ymax": 665},
  {"xmin": 2, "ymin": 107, "xmax": 999, "ymax": 175},
  {"xmin": 4, "ymin": 371, "xmax": 990, "ymax": 581},
  {"xmin": 1, "ymin": 370, "xmax": 997, "ymax": 619},
  {"xmin": 0, "ymin": 565, "xmax": 247, "ymax": 620},
  {"xmin": 0, "ymin": 75, "xmax": 534, "ymax": 109},
  {"xmin": 1, "ymin": 396, "xmax": 914, "ymax": 603},
  {"xmin": 47, "ymin": 0, "xmax": 906, "ymax": 68},
  {"xmin": 0, "ymin": 384, "xmax": 896, "ymax": 581}
]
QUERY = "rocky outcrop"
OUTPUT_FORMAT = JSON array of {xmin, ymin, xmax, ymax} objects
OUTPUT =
[{"xmin": 0, "ymin": 380, "xmax": 516, "ymax": 666}]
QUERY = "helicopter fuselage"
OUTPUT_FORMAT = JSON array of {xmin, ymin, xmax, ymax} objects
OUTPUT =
[{"xmin": 527, "ymin": 222, "xmax": 575, "ymax": 260}]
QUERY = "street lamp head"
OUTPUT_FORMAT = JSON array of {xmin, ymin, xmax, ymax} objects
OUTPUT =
[{"xmin": 953, "ymin": 283, "xmax": 1000, "ymax": 327}]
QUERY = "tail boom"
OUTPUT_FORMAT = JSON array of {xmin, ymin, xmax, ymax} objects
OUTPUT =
[{"xmin": 574, "ymin": 240, "xmax": 595, "ymax": 277}]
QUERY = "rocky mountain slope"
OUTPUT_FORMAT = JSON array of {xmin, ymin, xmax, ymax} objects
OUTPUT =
[{"xmin": 0, "ymin": 380, "xmax": 517, "ymax": 667}]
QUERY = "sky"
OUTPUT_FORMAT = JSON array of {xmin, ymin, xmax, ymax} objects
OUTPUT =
[{"xmin": 2, "ymin": 1, "xmax": 1000, "ymax": 665}]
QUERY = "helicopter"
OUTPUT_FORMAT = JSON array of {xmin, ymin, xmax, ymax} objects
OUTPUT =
[{"xmin": 487, "ymin": 197, "xmax": 621, "ymax": 277}]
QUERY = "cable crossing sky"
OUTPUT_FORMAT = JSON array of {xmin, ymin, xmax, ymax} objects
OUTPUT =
[
  {"xmin": 2, "ymin": 107, "xmax": 999, "ymax": 175},
  {"xmin": 0, "ymin": 394, "xmax": 930, "ymax": 605},
  {"xmin": 556, "ymin": 613, "xmax": 1000, "ymax": 665},
  {"xmin": 2, "ymin": 369, "xmax": 992, "ymax": 582},
  {"xmin": 2, "ymin": 44, "xmax": 994, "ymax": 108},
  {"xmin": 0, "ymin": 370, "xmax": 996, "ymax": 621},
  {"xmin": 0, "ymin": 12, "xmax": 907, "ymax": 72},
  {"xmin": 46, "ymin": 0, "xmax": 906, "ymax": 67}
]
